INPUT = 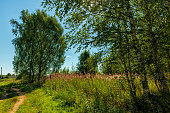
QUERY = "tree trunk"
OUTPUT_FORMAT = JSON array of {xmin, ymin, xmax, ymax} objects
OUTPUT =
[
  {"xmin": 29, "ymin": 67, "xmax": 32, "ymax": 83},
  {"xmin": 38, "ymin": 54, "xmax": 42, "ymax": 82},
  {"xmin": 31, "ymin": 66, "xmax": 35, "ymax": 83},
  {"xmin": 143, "ymin": 0, "xmax": 169, "ymax": 93},
  {"xmin": 126, "ymin": 0, "xmax": 150, "ymax": 95}
]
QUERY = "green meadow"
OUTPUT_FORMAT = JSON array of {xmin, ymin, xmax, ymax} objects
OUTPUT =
[
  {"xmin": 0, "ymin": 0, "xmax": 169, "ymax": 113},
  {"xmin": 0, "ymin": 74, "xmax": 169, "ymax": 113}
]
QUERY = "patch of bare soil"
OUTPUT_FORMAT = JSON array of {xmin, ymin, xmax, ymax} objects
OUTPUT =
[{"xmin": 9, "ymin": 88, "xmax": 26, "ymax": 113}]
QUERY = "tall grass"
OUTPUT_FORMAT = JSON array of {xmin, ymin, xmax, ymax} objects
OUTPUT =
[
  {"xmin": 41, "ymin": 73, "xmax": 170, "ymax": 112},
  {"xmin": 43, "ymin": 73, "xmax": 152, "ymax": 112},
  {"xmin": 1, "ymin": 74, "xmax": 168, "ymax": 112}
]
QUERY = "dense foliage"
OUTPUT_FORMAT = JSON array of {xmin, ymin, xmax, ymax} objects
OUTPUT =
[
  {"xmin": 77, "ymin": 50, "xmax": 101, "ymax": 75},
  {"xmin": 10, "ymin": 10, "xmax": 66, "ymax": 82},
  {"xmin": 77, "ymin": 50, "xmax": 90, "ymax": 74},
  {"xmin": 102, "ymin": 51, "xmax": 123, "ymax": 74},
  {"xmin": 5, "ymin": 0, "xmax": 169, "ymax": 112},
  {"xmin": 42, "ymin": 0, "xmax": 169, "ymax": 111}
]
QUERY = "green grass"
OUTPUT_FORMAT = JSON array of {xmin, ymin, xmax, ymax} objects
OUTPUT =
[
  {"xmin": 0, "ymin": 75, "xmax": 169, "ymax": 113},
  {"xmin": 17, "ymin": 74, "xmax": 163, "ymax": 112},
  {"xmin": 0, "ymin": 78, "xmax": 20, "ymax": 98},
  {"xmin": 0, "ymin": 88, "xmax": 4, "ymax": 97},
  {"xmin": 0, "ymin": 78, "xmax": 16, "ymax": 86},
  {"xmin": 42, "ymin": 76, "xmax": 131, "ymax": 112},
  {"xmin": 40, "ymin": 74, "xmax": 169, "ymax": 112},
  {"xmin": 0, "ymin": 78, "xmax": 45, "ymax": 113},
  {"xmin": 0, "ymin": 97, "xmax": 18, "ymax": 113},
  {"xmin": 6, "ymin": 88, "xmax": 19, "ymax": 98},
  {"xmin": 17, "ymin": 89, "xmax": 74, "ymax": 113},
  {"xmin": 0, "ymin": 78, "xmax": 19, "ymax": 113},
  {"xmin": 17, "ymin": 78, "xmax": 127, "ymax": 112}
]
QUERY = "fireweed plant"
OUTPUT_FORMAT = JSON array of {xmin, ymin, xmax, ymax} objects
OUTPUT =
[{"xmin": 42, "ymin": 73, "xmax": 160, "ymax": 112}]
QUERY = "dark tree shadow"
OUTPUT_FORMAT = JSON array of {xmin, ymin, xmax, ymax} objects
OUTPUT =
[{"xmin": 0, "ymin": 80, "xmax": 43, "ymax": 101}]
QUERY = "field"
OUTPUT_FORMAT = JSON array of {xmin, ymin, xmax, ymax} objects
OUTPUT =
[{"xmin": 0, "ymin": 74, "xmax": 169, "ymax": 113}]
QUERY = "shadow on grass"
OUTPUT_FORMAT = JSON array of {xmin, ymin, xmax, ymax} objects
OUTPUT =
[
  {"xmin": 0, "ymin": 80, "xmax": 43, "ymax": 101},
  {"xmin": 125, "ymin": 92, "xmax": 170, "ymax": 113}
]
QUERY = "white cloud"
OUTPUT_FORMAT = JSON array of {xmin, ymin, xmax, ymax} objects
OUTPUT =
[
  {"xmin": 65, "ymin": 66, "xmax": 72, "ymax": 68},
  {"xmin": 66, "ymin": 55, "xmax": 71, "ymax": 58}
]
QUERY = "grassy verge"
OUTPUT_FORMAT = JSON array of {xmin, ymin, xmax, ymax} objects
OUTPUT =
[
  {"xmin": 16, "ymin": 73, "xmax": 169, "ymax": 112},
  {"xmin": 0, "ymin": 97, "xmax": 18, "ymax": 113},
  {"xmin": 41, "ymin": 74, "xmax": 169, "ymax": 112},
  {"xmin": 42, "ymin": 75, "xmax": 132, "ymax": 112},
  {"xmin": 0, "ymin": 78, "xmax": 19, "ymax": 113},
  {"xmin": 17, "ymin": 89, "xmax": 71, "ymax": 113},
  {"xmin": 0, "ymin": 78, "xmax": 17, "ymax": 86},
  {"xmin": 0, "ymin": 75, "xmax": 169, "ymax": 113}
]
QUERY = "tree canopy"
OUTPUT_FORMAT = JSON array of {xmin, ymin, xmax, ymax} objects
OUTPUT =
[
  {"xmin": 11, "ymin": 9, "xmax": 67, "ymax": 82},
  {"xmin": 77, "ymin": 50, "xmax": 90, "ymax": 74},
  {"xmin": 42, "ymin": 0, "xmax": 169, "ymax": 98}
]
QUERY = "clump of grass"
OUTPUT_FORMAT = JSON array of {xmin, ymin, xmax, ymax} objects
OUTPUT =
[
  {"xmin": 6, "ymin": 88, "xmax": 18, "ymax": 98},
  {"xmin": 1, "ymin": 75, "xmax": 168, "ymax": 112},
  {"xmin": 17, "ymin": 89, "xmax": 75, "ymax": 113},
  {"xmin": 0, "ymin": 97, "xmax": 18, "ymax": 113},
  {"xmin": 42, "ymin": 73, "xmax": 169, "ymax": 112},
  {"xmin": 0, "ymin": 78, "xmax": 17, "ymax": 87},
  {"xmin": 0, "ymin": 88, "xmax": 4, "ymax": 98},
  {"xmin": 43, "ymin": 73, "xmax": 131, "ymax": 112}
]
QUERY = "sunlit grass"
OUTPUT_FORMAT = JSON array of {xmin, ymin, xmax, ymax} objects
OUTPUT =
[
  {"xmin": 17, "ymin": 89, "xmax": 74, "ymax": 113},
  {"xmin": 0, "ymin": 75, "xmax": 169, "ymax": 112},
  {"xmin": 43, "ymin": 73, "xmax": 138, "ymax": 112},
  {"xmin": 0, "ymin": 78, "xmax": 20, "ymax": 112},
  {"xmin": 0, "ymin": 95, "xmax": 18, "ymax": 113},
  {"xmin": 0, "ymin": 78, "xmax": 18, "ymax": 86},
  {"xmin": 41, "ymin": 73, "xmax": 168, "ymax": 112}
]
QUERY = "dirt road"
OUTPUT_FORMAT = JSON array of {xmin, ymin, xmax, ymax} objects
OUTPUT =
[{"xmin": 9, "ymin": 88, "xmax": 26, "ymax": 113}]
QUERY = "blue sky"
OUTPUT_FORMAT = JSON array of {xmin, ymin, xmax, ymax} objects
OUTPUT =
[{"xmin": 0, "ymin": 0, "xmax": 96, "ymax": 75}]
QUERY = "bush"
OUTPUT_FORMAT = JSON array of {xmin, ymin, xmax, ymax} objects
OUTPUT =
[{"xmin": 16, "ymin": 74, "xmax": 23, "ymax": 80}]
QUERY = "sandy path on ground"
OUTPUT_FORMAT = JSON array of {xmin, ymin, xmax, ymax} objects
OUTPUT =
[{"xmin": 9, "ymin": 88, "xmax": 26, "ymax": 113}]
